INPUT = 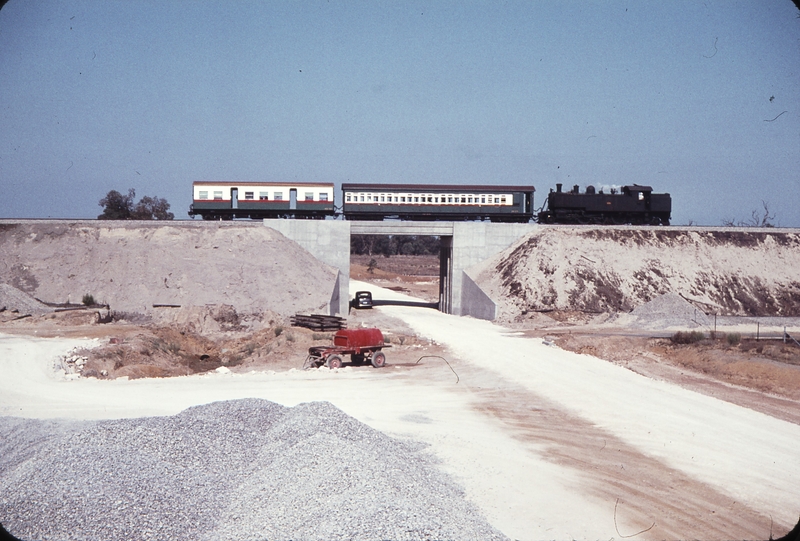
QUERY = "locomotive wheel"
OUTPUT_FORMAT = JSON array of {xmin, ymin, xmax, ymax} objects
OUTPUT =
[
  {"xmin": 327, "ymin": 355, "xmax": 343, "ymax": 369},
  {"xmin": 371, "ymin": 352, "xmax": 386, "ymax": 368},
  {"xmin": 351, "ymin": 353, "xmax": 365, "ymax": 365}
]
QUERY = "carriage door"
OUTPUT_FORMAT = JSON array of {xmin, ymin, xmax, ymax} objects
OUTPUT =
[
  {"xmin": 231, "ymin": 188, "xmax": 239, "ymax": 209},
  {"xmin": 289, "ymin": 188, "xmax": 297, "ymax": 210}
]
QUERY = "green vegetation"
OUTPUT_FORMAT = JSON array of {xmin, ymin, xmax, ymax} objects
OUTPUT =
[
  {"xmin": 726, "ymin": 332, "xmax": 742, "ymax": 346},
  {"xmin": 82, "ymin": 294, "xmax": 96, "ymax": 306},
  {"xmin": 273, "ymin": 326, "xmax": 283, "ymax": 337},
  {"xmin": 98, "ymin": 188, "xmax": 174, "ymax": 220}
]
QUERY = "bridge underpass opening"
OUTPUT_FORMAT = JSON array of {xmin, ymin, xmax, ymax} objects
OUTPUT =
[{"xmin": 349, "ymin": 232, "xmax": 451, "ymax": 312}]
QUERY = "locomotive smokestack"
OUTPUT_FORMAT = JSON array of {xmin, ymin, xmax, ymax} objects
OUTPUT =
[{"xmin": 556, "ymin": 183, "xmax": 562, "ymax": 193}]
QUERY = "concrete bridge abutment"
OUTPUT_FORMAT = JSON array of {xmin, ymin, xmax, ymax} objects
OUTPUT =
[{"xmin": 264, "ymin": 219, "xmax": 535, "ymax": 319}]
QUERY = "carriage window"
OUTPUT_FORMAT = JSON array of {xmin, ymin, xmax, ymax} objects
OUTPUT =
[
  {"xmin": 259, "ymin": 192, "xmax": 269, "ymax": 200},
  {"xmin": 320, "ymin": 193, "xmax": 329, "ymax": 201},
  {"xmin": 245, "ymin": 192, "xmax": 254, "ymax": 200},
  {"xmin": 198, "ymin": 191, "xmax": 208, "ymax": 200},
  {"xmin": 380, "ymin": 196, "xmax": 385, "ymax": 202},
  {"xmin": 427, "ymin": 196, "xmax": 433, "ymax": 202},
  {"xmin": 360, "ymin": 195, "xmax": 365, "ymax": 202},
  {"xmin": 400, "ymin": 196, "xmax": 406, "ymax": 203},
  {"xmin": 448, "ymin": 196, "xmax": 453, "ymax": 203},
  {"xmin": 367, "ymin": 195, "xmax": 372, "ymax": 202},
  {"xmin": 274, "ymin": 192, "xmax": 283, "ymax": 201},
  {"xmin": 639, "ymin": 192, "xmax": 645, "ymax": 200},
  {"xmin": 488, "ymin": 196, "xmax": 493, "ymax": 203},
  {"xmin": 213, "ymin": 191, "xmax": 223, "ymax": 200},
  {"xmin": 481, "ymin": 196, "xmax": 486, "ymax": 204},
  {"xmin": 305, "ymin": 192, "xmax": 314, "ymax": 201},
  {"xmin": 460, "ymin": 196, "xmax": 466, "ymax": 203},
  {"xmin": 500, "ymin": 196, "xmax": 507, "ymax": 203},
  {"xmin": 394, "ymin": 196, "xmax": 399, "ymax": 202},
  {"xmin": 468, "ymin": 197, "xmax": 473, "ymax": 203},
  {"xmin": 413, "ymin": 197, "xmax": 418, "ymax": 202},
  {"xmin": 346, "ymin": 194, "xmax": 352, "ymax": 202}
]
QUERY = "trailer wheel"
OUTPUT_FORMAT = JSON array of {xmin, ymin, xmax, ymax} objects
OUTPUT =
[
  {"xmin": 371, "ymin": 352, "xmax": 386, "ymax": 368},
  {"xmin": 327, "ymin": 355, "xmax": 343, "ymax": 369}
]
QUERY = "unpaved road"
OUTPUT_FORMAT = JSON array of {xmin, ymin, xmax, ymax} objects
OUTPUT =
[{"xmin": 2, "ymin": 282, "xmax": 799, "ymax": 540}]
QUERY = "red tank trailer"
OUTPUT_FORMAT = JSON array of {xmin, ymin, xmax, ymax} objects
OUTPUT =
[{"xmin": 303, "ymin": 328, "xmax": 390, "ymax": 369}]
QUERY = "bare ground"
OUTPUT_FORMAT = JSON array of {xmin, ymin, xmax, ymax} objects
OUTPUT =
[
  {"xmin": 351, "ymin": 254, "xmax": 440, "ymax": 303},
  {"xmin": 534, "ymin": 328, "xmax": 800, "ymax": 426}
]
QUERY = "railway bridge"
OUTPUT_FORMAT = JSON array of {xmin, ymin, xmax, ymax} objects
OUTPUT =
[{"xmin": 263, "ymin": 220, "xmax": 535, "ymax": 319}]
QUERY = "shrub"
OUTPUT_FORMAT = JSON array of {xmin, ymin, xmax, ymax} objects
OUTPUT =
[
  {"xmin": 726, "ymin": 333, "xmax": 742, "ymax": 346},
  {"xmin": 671, "ymin": 331, "xmax": 705, "ymax": 344},
  {"xmin": 274, "ymin": 326, "xmax": 283, "ymax": 337},
  {"xmin": 82, "ymin": 294, "xmax": 96, "ymax": 306}
]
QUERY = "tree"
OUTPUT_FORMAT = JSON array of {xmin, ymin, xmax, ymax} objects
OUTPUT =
[
  {"xmin": 132, "ymin": 195, "xmax": 174, "ymax": 220},
  {"xmin": 98, "ymin": 189, "xmax": 174, "ymax": 220},
  {"xmin": 98, "ymin": 189, "xmax": 135, "ymax": 220}
]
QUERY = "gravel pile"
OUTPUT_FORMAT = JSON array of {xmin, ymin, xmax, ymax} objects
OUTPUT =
[
  {"xmin": 629, "ymin": 292, "xmax": 711, "ymax": 329},
  {"xmin": 0, "ymin": 399, "xmax": 507, "ymax": 541},
  {"xmin": 0, "ymin": 284, "xmax": 52, "ymax": 317}
]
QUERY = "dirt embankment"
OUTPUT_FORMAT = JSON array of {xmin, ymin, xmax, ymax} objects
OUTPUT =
[
  {"xmin": 474, "ymin": 227, "xmax": 800, "ymax": 320},
  {"xmin": 0, "ymin": 221, "xmax": 336, "ymax": 316}
]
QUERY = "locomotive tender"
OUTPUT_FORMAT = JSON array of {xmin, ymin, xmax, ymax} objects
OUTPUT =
[
  {"xmin": 341, "ymin": 183, "xmax": 536, "ymax": 222},
  {"xmin": 537, "ymin": 183, "xmax": 671, "ymax": 225},
  {"xmin": 188, "ymin": 181, "xmax": 335, "ymax": 220}
]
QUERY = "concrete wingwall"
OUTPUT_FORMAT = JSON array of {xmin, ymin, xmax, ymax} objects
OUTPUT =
[
  {"xmin": 262, "ymin": 220, "xmax": 351, "ymax": 315},
  {"xmin": 451, "ymin": 222, "xmax": 537, "ymax": 319}
]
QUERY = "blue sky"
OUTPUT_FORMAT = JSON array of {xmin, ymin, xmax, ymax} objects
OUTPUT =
[{"xmin": 1, "ymin": 0, "xmax": 798, "ymax": 226}]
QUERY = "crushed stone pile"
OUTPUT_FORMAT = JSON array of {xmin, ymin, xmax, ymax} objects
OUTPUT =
[
  {"xmin": 627, "ymin": 292, "xmax": 711, "ymax": 329},
  {"xmin": 0, "ymin": 283, "xmax": 52, "ymax": 316},
  {"xmin": 472, "ymin": 227, "xmax": 800, "ymax": 320},
  {"xmin": 0, "ymin": 399, "xmax": 507, "ymax": 541},
  {"xmin": 0, "ymin": 222, "xmax": 336, "ymax": 316}
]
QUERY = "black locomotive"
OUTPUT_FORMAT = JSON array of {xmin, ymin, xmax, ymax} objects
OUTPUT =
[{"xmin": 537, "ymin": 183, "xmax": 671, "ymax": 225}]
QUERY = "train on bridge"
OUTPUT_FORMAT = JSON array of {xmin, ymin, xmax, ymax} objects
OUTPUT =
[{"xmin": 188, "ymin": 181, "xmax": 671, "ymax": 225}]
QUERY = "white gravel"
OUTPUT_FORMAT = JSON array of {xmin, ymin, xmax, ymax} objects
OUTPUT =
[{"xmin": 0, "ymin": 398, "xmax": 507, "ymax": 541}]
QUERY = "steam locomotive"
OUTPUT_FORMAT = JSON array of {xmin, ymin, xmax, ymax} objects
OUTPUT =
[
  {"xmin": 537, "ymin": 183, "xmax": 671, "ymax": 225},
  {"xmin": 188, "ymin": 181, "xmax": 671, "ymax": 225}
]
